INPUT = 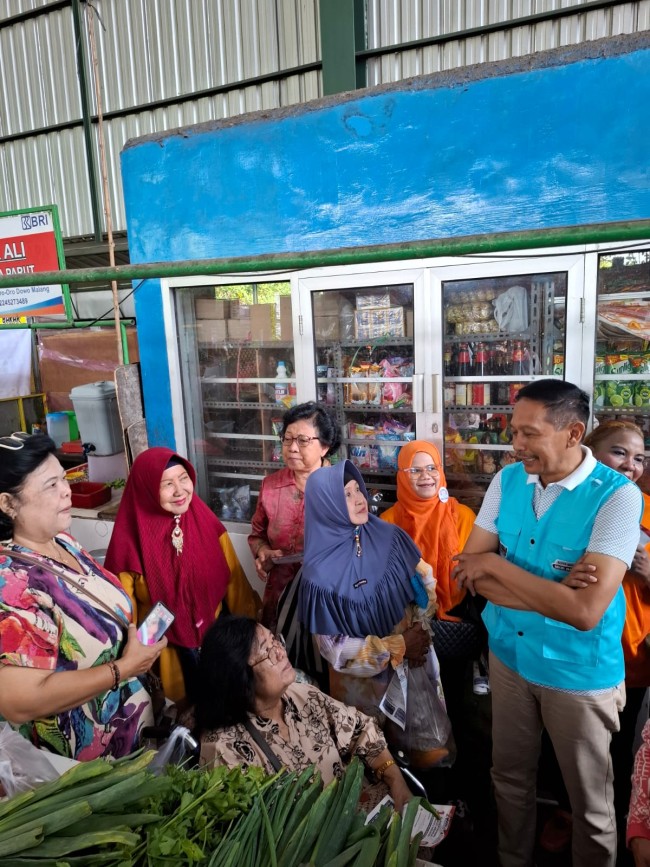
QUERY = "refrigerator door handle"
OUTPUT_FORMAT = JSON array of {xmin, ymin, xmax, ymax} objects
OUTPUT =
[
  {"xmin": 430, "ymin": 373, "xmax": 439, "ymax": 414},
  {"xmin": 412, "ymin": 373, "xmax": 424, "ymax": 413}
]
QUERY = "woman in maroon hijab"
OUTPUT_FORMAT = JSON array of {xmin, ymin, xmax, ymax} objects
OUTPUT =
[{"xmin": 105, "ymin": 447, "xmax": 260, "ymax": 705}]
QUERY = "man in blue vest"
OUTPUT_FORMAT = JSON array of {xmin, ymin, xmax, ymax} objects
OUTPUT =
[{"xmin": 452, "ymin": 379, "xmax": 642, "ymax": 867}]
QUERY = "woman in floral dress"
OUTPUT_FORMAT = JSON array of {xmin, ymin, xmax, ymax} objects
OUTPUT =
[{"xmin": 0, "ymin": 432, "xmax": 165, "ymax": 759}]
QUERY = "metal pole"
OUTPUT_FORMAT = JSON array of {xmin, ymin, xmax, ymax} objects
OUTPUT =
[
  {"xmin": 85, "ymin": 2, "xmax": 123, "ymax": 365},
  {"xmin": 1, "ymin": 219, "xmax": 649, "ymax": 289}
]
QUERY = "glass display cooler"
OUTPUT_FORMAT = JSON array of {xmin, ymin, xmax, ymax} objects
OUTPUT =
[
  {"xmin": 310, "ymin": 283, "xmax": 416, "ymax": 502},
  {"xmin": 172, "ymin": 281, "xmax": 295, "ymax": 522},
  {"xmin": 593, "ymin": 249, "xmax": 650, "ymax": 450},
  {"xmin": 440, "ymin": 271, "xmax": 568, "ymax": 511},
  {"xmin": 165, "ymin": 249, "xmax": 630, "ymax": 533}
]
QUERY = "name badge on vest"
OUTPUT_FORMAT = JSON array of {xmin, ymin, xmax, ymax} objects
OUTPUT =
[{"xmin": 551, "ymin": 558, "xmax": 575, "ymax": 573}]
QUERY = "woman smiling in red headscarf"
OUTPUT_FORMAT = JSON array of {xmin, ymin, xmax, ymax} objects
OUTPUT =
[{"xmin": 105, "ymin": 448, "xmax": 260, "ymax": 705}]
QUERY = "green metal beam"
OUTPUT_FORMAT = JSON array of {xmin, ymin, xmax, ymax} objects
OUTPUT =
[
  {"xmin": 0, "ymin": 220, "xmax": 649, "ymax": 289},
  {"xmin": 71, "ymin": 0, "xmax": 102, "ymax": 242},
  {"xmin": 320, "ymin": 0, "xmax": 367, "ymax": 95}
]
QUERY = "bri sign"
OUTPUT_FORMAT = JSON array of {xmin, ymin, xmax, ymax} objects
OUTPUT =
[{"xmin": 0, "ymin": 205, "xmax": 69, "ymax": 321}]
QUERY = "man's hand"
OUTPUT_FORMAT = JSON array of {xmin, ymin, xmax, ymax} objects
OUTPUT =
[
  {"xmin": 561, "ymin": 555, "xmax": 598, "ymax": 590},
  {"xmin": 632, "ymin": 545, "xmax": 650, "ymax": 589},
  {"xmin": 631, "ymin": 836, "xmax": 650, "ymax": 867},
  {"xmin": 451, "ymin": 552, "xmax": 499, "ymax": 596}
]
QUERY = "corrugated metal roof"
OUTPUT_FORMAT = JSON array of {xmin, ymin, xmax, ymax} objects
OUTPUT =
[
  {"xmin": 0, "ymin": 0, "xmax": 57, "ymax": 21},
  {"xmin": 2, "ymin": 0, "xmax": 649, "ymax": 244},
  {"xmin": 365, "ymin": 0, "xmax": 650, "ymax": 83},
  {"xmin": 1, "ymin": 0, "xmax": 322, "ymax": 238}
]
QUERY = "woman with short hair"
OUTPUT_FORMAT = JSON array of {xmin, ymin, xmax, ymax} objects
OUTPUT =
[
  {"xmin": 0, "ymin": 432, "xmax": 164, "ymax": 759},
  {"xmin": 248, "ymin": 401, "xmax": 341, "ymax": 629}
]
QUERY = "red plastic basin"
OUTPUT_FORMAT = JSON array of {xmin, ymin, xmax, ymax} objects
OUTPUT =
[{"xmin": 70, "ymin": 482, "xmax": 111, "ymax": 508}]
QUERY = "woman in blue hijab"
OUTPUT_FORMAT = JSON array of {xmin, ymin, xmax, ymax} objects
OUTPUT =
[{"xmin": 298, "ymin": 461, "xmax": 446, "ymax": 762}]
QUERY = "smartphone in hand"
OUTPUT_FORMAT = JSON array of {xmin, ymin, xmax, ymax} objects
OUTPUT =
[
  {"xmin": 137, "ymin": 602, "xmax": 175, "ymax": 645},
  {"xmin": 640, "ymin": 528, "xmax": 650, "ymax": 547}
]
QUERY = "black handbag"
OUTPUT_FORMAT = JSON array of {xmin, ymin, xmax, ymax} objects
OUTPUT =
[{"xmin": 430, "ymin": 618, "xmax": 482, "ymax": 661}]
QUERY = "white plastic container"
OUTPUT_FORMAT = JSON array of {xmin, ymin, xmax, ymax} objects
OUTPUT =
[
  {"xmin": 46, "ymin": 412, "xmax": 69, "ymax": 447},
  {"xmin": 88, "ymin": 452, "xmax": 127, "ymax": 483},
  {"xmin": 275, "ymin": 361, "xmax": 289, "ymax": 405},
  {"xmin": 70, "ymin": 381, "xmax": 123, "ymax": 456}
]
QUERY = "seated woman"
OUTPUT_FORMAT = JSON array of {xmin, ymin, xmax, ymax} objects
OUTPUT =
[
  {"xmin": 105, "ymin": 447, "xmax": 260, "ymax": 705},
  {"xmin": 298, "ymin": 460, "xmax": 449, "ymax": 768},
  {"xmin": 197, "ymin": 615, "xmax": 413, "ymax": 813},
  {"xmin": 0, "ymin": 432, "xmax": 165, "ymax": 760}
]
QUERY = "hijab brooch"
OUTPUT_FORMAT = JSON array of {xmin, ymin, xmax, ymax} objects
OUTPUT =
[
  {"xmin": 353, "ymin": 525, "xmax": 362, "ymax": 558},
  {"xmin": 171, "ymin": 515, "xmax": 184, "ymax": 556}
]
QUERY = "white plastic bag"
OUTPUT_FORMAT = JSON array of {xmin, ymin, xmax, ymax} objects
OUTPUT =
[
  {"xmin": 0, "ymin": 723, "xmax": 60, "ymax": 798},
  {"xmin": 147, "ymin": 725, "xmax": 199, "ymax": 774},
  {"xmin": 493, "ymin": 286, "xmax": 529, "ymax": 332}
]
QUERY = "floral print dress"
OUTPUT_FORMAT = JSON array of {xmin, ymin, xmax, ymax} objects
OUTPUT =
[
  {"xmin": 200, "ymin": 681, "xmax": 387, "ymax": 785},
  {"xmin": 0, "ymin": 533, "xmax": 153, "ymax": 760}
]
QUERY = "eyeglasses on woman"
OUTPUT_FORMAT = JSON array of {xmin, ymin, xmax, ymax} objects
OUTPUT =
[
  {"xmin": 280, "ymin": 435, "xmax": 321, "ymax": 448},
  {"xmin": 251, "ymin": 633, "xmax": 287, "ymax": 667},
  {"xmin": 402, "ymin": 464, "xmax": 441, "ymax": 477}
]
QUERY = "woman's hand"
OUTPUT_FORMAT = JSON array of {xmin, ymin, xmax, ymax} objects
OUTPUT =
[
  {"xmin": 254, "ymin": 546, "xmax": 284, "ymax": 581},
  {"xmin": 561, "ymin": 555, "xmax": 598, "ymax": 590},
  {"xmin": 388, "ymin": 774, "xmax": 413, "ymax": 814},
  {"xmin": 402, "ymin": 623, "xmax": 430, "ymax": 668},
  {"xmin": 370, "ymin": 752, "xmax": 413, "ymax": 815},
  {"xmin": 632, "ymin": 545, "xmax": 650, "ymax": 589},
  {"xmin": 118, "ymin": 624, "xmax": 167, "ymax": 679}
]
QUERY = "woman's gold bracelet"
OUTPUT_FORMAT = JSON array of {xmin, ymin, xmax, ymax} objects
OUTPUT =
[
  {"xmin": 107, "ymin": 660, "xmax": 121, "ymax": 691},
  {"xmin": 374, "ymin": 758, "xmax": 396, "ymax": 781}
]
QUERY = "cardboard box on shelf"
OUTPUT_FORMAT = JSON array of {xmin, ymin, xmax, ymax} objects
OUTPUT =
[
  {"xmin": 228, "ymin": 300, "xmax": 250, "ymax": 320},
  {"xmin": 314, "ymin": 292, "xmax": 343, "ymax": 316},
  {"xmin": 355, "ymin": 292, "xmax": 391, "ymax": 310},
  {"xmin": 354, "ymin": 306, "xmax": 405, "ymax": 340},
  {"xmin": 37, "ymin": 328, "xmax": 140, "ymax": 412},
  {"xmin": 314, "ymin": 315, "xmax": 340, "ymax": 340},
  {"xmin": 279, "ymin": 295, "xmax": 293, "ymax": 341},
  {"xmin": 226, "ymin": 319, "xmax": 251, "ymax": 340},
  {"xmin": 196, "ymin": 319, "xmax": 228, "ymax": 344},
  {"xmin": 250, "ymin": 303, "xmax": 276, "ymax": 341},
  {"xmin": 195, "ymin": 298, "xmax": 229, "ymax": 319},
  {"xmin": 405, "ymin": 308, "xmax": 414, "ymax": 337}
]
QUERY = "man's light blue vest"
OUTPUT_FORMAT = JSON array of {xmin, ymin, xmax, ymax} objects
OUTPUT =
[{"xmin": 482, "ymin": 460, "xmax": 630, "ymax": 690}]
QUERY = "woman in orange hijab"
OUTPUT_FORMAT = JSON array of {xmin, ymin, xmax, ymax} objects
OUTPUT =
[{"xmin": 381, "ymin": 440, "xmax": 475, "ymax": 620}]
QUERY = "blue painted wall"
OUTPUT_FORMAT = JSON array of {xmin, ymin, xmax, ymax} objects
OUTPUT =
[{"xmin": 121, "ymin": 36, "xmax": 650, "ymax": 447}]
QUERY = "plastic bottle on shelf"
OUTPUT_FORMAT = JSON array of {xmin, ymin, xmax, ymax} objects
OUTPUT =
[
  {"xmin": 339, "ymin": 301, "xmax": 355, "ymax": 340},
  {"xmin": 511, "ymin": 341, "xmax": 526, "ymax": 375},
  {"xmin": 275, "ymin": 361, "xmax": 290, "ymax": 405},
  {"xmin": 444, "ymin": 347, "xmax": 455, "ymax": 376},
  {"xmin": 474, "ymin": 342, "xmax": 488, "ymax": 377},
  {"xmin": 457, "ymin": 343, "xmax": 472, "ymax": 377},
  {"xmin": 487, "ymin": 345, "xmax": 496, "ymax": 376}
]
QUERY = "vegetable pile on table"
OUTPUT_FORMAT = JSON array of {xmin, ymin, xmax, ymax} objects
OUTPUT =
[{"xmin": 0, "ymin": 749, "xmax": 433, "ymax": 866}]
